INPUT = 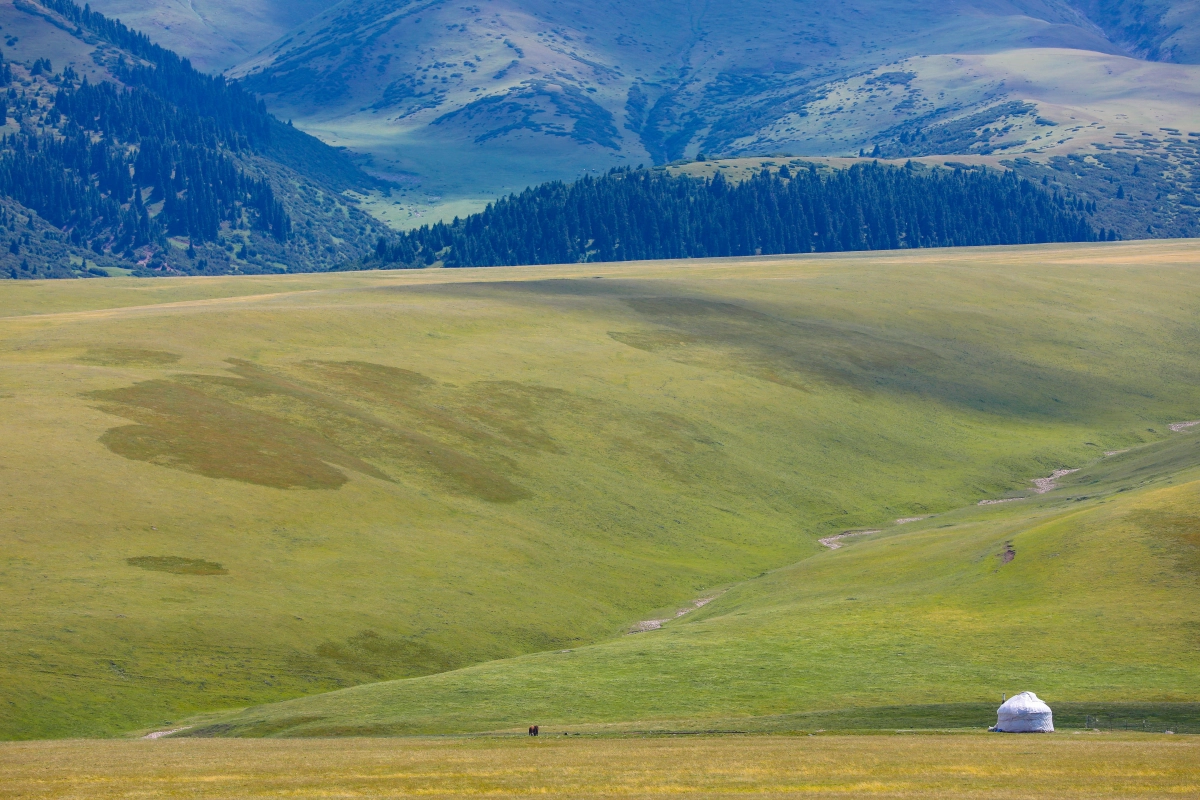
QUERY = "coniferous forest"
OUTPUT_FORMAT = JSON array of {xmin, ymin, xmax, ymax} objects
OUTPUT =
[
  {"xmin": 372, "ymin": 163, "xmax": 1100, "ymax": 269},
  {"xmin": 0, "ymin": 0, "xmax": 384, "ymax": 278}
]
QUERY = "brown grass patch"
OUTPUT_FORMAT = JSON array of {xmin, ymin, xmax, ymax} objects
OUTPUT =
[
  {"xmin": 90, "ymin": 380, "xmax": 371, "ymax": 489},
  {"xmin": 1128, "ymin": 510, "xmax": 1200, "ymax": 573},
  {"xmin": 88, "ymin": 361, "xmax": 529, "ymax": 500}
]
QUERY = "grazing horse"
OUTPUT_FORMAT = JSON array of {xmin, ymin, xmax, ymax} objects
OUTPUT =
[{"xmin": 528, "ymin": 724, "xmax": 539, "ymax": 737}]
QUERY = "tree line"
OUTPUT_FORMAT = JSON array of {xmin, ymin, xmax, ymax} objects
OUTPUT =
[{"xmin": 373, "ymin": 163, "xmax": 1100, "ymax": 269}]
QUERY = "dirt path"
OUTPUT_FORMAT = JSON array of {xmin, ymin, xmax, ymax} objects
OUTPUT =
[
  {"xmin": 978, "ymin": 467, "xmax": 1081, "ymax": 505},
  {"xmin": 630, "ymin": 594, "xmax": 722, "ymax": 633},
  {"xmin": 1031, "ymin": 468, "xmax": 1079, "ymax": 494},
  {"xmin": 818, "ymin": 529, "xmax": 881, "ymax": 550},
  {"xmin": 142, "ymin": 727, "xmax": 189, "ymax": 739}
]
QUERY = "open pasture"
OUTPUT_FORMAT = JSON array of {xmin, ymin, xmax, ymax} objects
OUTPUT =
[
  {"xmin": 181, "ymin": 428, "xmax": 1200, "ymax": 736},
  {"xmin": 1, "ymin": 734, "xmax": 1197, "ymax": 799},
  {"xmin": 3, "ymin": 240, "xmax": 1200, "ymax": 739}
]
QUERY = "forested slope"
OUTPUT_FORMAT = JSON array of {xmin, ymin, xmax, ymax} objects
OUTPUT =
[
  {"xmin": 0, "ymin": 0, "xmax": 388, "ymax": 279},
  {"xmin": 373, "ymin": 164, "xmax": 1098, "ymax": 268}
]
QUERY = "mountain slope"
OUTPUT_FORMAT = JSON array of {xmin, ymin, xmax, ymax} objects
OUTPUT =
[
  {"xmin": 0, "ymin": 0, "xmax": 388, "ymax": 278},
  {"xmin": 84, "ymin": 0, "xmax": 342, "ymax": 73},
  {"xmin": 1069, "ymin": 0, "xmax": 1200, "ymax": 62},
  {"xmin": 224, "ymin": 0, "xmax": 1119, "ymax": 189},
  {"xmin": 65, "ymin": 0, "xmax": 1200, "ymax": 228},
  {"xmin": 206, "ymin": 0, "xmax": 1200, "ymax": 211}
]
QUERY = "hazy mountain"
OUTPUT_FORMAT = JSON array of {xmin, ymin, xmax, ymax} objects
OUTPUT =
[
  {"xmin": 1068, "ymin": 0, "xmax": 1200, "ymax": 62},
  {"xmin": 38, "ymin": 0, "xmax": 1200, "ymax": 223},
  {"xmin": 84, "ymin": 0, "xmax": 342, "ymax": 72},
  {"xmin": 214, "ymin": 2, "xmax": 1096, "ymax": 182},
  {"xmin": 204, "ymin": 0, "xmax": 1199, "ymax": 206}
]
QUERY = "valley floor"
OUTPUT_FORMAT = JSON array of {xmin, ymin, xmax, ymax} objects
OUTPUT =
[{"xmin": 2, "ymin": 733, "xmax": 1196, "ymax": 799}]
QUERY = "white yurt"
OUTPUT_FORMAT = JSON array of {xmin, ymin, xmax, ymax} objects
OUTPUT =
[{"xmin": 991, "ymin": 692, "xmax": 1054, "ymax": 732}]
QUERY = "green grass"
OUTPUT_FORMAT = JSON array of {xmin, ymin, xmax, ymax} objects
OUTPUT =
[
  {"xmin": 2, "ymin": 241, "xmax": 1200, "ymax": 739},
  {"xmin": 183, "ymin": 429, "xmax": 1200, "ymax": 736}
]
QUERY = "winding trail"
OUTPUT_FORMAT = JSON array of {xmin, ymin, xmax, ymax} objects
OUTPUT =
[
  {"xmin": 142, "ymin": 727, "xmax": 190, "ymax": 740},
  {"xmin": 630, "ymin": 594, "xmax": 722, "ymax": 633},
  {"xmin": 978, "ymin": 467, "xmax": 1080, "ymax": 505},
  {"xmin": 1031, "ymin": 468, "xmax": 1080, "ymax": 494},
  {"xmin": 818, "ymin": 529, "xmax": 881, "ymax": 550}
]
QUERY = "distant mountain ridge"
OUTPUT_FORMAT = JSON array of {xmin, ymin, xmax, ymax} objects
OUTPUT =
[
  {"xmin": 185, "ymin": 0, "xmax": 1196, "ymax": 205},
  {"xmin": 8, "ymin": 0, "xmax": 1200, "ymax": 263},
  {"xmin": 225, "ymin": 0, "xmax": 1117, "ymax": 160}
]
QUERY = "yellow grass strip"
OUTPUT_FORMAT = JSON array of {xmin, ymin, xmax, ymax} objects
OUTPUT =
[{"xmin": 1, "ymin": 734, "xmax": 1197, "ymax": 799}]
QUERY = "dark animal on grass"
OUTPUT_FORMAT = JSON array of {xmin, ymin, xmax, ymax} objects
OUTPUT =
[{"xmin": 528, "ymin": 724, "xmax": 539, "ymax": 736}]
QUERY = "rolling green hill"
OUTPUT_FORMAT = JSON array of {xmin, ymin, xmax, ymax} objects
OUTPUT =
[
  {"xmin": 2, "ymin": 238, "xmax": 1199, "ymax": 739},
  {"xmin": 185, "ymin": 429, "xmax": 1200, "ymax": 736}
]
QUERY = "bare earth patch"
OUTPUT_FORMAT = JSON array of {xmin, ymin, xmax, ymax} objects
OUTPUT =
[
  {"xmin": 1032, "ymin": 469, "xmax": 1079, "ymax": 494},
  {"xmin": 819, "ymin": 530, "xmax": 882, "ymax": 550},
  {"xmin": 630, "ymin": 595, "xmax": 721, "ymax": 633},
  {"xmin": 1169, "ymin": 421, "xmax": 1200, "ymax": 432},
  {"xmin": 895, "ymin": 516, "xmax": 930, "ymax": 524},
  {"xmin": 142, "ymin": 727, "xmax": 190, "ymax": 739},
  {"xmin": 979, "ymin": 467, "xmax": 1079, "ymax": 504}
]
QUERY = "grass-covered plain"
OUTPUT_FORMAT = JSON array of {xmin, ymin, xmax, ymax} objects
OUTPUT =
[
  {"xmin": 2, "ymin": 240, "xmax": 1200, "ymax": 740},
  {"xmin": 185, "ymin": 428, "xmax": 1200, "ymax": 736},
  {"xmin": 2, "ymin": 734, "xmax": 1197, "ymax": 799}
]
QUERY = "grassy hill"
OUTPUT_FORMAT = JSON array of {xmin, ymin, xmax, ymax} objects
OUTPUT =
[
  {"xmin": 188, "ymin": 427, "xmax": 1200, "ymax": 736},
  {"xmin": 2, "ymin": 238, "xmax": 1199, "ymax": 739}
]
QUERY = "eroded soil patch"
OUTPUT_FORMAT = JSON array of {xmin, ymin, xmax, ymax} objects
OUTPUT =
[{"xmin": 819, "ymin": 529, "xmax": 882, "ymax": 550}]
